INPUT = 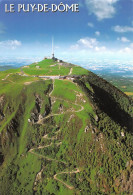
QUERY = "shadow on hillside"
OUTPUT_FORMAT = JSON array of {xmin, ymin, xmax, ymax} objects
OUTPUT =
[
  {"xmin": 91, "ymin": 84, "xmax": 133, "ymax": 133},
  {"xmin": 0, "ymin": 152, "xmax": 4, "ymax": 165}
]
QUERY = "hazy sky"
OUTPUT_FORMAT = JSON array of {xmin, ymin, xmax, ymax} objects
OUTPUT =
[{"xmin": 0, "ymin": 0, "xmax": 133, "ymax": 64}]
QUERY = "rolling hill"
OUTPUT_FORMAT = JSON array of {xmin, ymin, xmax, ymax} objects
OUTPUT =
[{"xmin": 0, "ymin": 59, "xmax": 133, "ymax": 194}]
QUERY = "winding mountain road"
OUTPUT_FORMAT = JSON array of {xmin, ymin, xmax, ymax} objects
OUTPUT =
[
  {"xmin": 2, "ymin": 73, "xmax": 13, "ymax": 81},
  {"xmin": 37, "ymin": 80, "xmax": 84, "ymax": 124},
  {"xmin": 54, "ymin": 168, "xmax": 80, "ymax": 190},
  {"xmin": 29, "ymin": 79, "xmax": 82, "ymax": 190}
]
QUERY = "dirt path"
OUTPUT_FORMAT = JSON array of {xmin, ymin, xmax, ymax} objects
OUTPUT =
[
  {"xmin": 2, "ymin": 73, "xmax": 13, "ymax": 81},
  {"xmin": 29, "ymin": 79, "xmax": 81, "ymax": 190},
  {"xmin": 43, "ymin": 129, "xmax": 60, "ymax": 139},
  {"xmin": 68, "ymin": 68, "xmax": 73, "ymax": 75},
  {"xmin": 37, "ymin": 102, "xmax": 83, "ymax": 124},
  {"xmin": 54, "ymin": 168, "xmax": 80, "ymax": 190},
  {"xmin": 29, "ymin": 137, "xmax": 79, "ymax": 190},
  {"xmin": 38, "ymin": 143, "xmax": 52, "ymax": 149},
  {"xmin": 24, "ymin": 81, "xmax": 33, "ymax": 85},
  {"xmin": 49, "ymin": 79, "xmax": 55, "ymax": 96},
  {"xmin": 33, "ymin": 166, "xmax": 45, "ymax": 190},
  {"xmin": 37, "ymin": 81, "xmax": 84, "ymax": 124},
  {"xmin": 29, "ymin": 128, "xmax": 64, "ymax": 163},
  {"xmin": 29, "ymin": 147, "xmax": 67, "ymax": 165}
]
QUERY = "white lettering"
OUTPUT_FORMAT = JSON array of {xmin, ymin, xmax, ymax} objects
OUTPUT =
[
  {"xmin": 51, "ymin": 4, "xmax": 58, "ymax": 12},
  {"xmin": 5, "ymin": 4, "xmax": 15, "ymax": 13},
  {"xmin": 58, "ymin": 2, "xmax": 66, "ymax": 12}
]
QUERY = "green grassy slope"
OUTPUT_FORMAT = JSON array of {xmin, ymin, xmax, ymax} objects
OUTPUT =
[
  {"xmin": 22, "ymin": 59, "xmax": 89, "ymax": 76},
  {"xmin": 0, "ymin": 59, "xmax": 133, "ymax": 194}
]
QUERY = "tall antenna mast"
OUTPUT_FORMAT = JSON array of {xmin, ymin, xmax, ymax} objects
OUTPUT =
[{"xmin": 52, "ymin": 37, "xmax": 54, "ymax": 59}]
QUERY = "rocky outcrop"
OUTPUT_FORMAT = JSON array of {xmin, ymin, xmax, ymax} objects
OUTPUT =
[
  {"xmin": 115, "ymin": 160, "xmax": 133, "ymax": 193},
  {"xmin": 0, "ymin": 95, "xmax": 5, "ymax": 122},
  {"xmin": 30, "ymin": 95, "xmax": 51, "ymax": 123}
]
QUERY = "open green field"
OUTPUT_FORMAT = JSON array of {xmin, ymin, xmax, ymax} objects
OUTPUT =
[
  {"xmin": 52, "ymin": 80, "xmax": 80, "ymax": 102},
  {"xmin": 100, "ymin": 75, "xmax": 133, "ymax": 98},
  {"xmin": 22, "ymin": 59, "xmax": 70, "ymax": 76},
  {"xmin": 22, "ymin": 59, "xmax": 89, "ymax": 76},
  {"xmin": 72, "ymin": 66, "xmax": 89, "ymax": 75}
]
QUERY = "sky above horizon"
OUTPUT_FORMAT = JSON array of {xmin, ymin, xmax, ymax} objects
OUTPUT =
[{"xmin": 0, "ymin": 0, "xmax": 133, "ymax": 67}]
